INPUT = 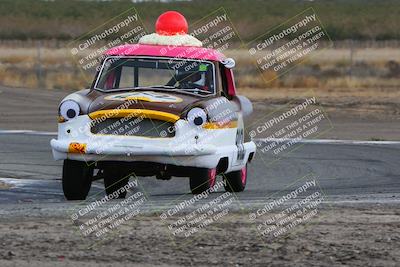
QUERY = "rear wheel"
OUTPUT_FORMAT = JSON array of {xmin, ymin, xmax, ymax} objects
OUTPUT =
[
  {"xmin": 224, "ymin": 165, "xmax": 247, "ymax": 192},
  {"xmin": 62, "ymin": 160, "xmax": 93, "ymax": 200},
  {"xmin": 103, "ymin": 169, "xmax": 130, "ymax": 199},
  {"xmin": 189, "ymin": 168, "xmax": 216, "ymax": 194}
]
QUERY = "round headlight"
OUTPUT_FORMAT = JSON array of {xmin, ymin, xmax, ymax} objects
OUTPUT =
[
  {"xmin": 187, "ymin": 107, "xmax": 207, "ymax": 127},
  {"xmin": 60, "ymin": 100, "xmax": 80, "ymax": 121}
]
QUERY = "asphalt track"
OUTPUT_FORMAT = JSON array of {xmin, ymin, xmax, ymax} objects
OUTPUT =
[{"xmin": 0, "ymin": 132, "xmax": 399, "ymax": 211}]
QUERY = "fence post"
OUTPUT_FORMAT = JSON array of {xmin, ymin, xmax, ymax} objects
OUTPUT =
[
  {"xmin": 36, "ymin": 40, "xmax": 44, "ymax": 88},
  {"xmin": 349, "ymin": 39, "xmax": 354, "ymax": 79}
]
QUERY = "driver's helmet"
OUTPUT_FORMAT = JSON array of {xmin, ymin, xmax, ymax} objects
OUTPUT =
[
  {"xmin": 181, "ymin": 72, "xmax": 207, "ymax": 89},
  {"xmin": 191, "ymin": 72, "xmax": 206, "ymax": 87}
]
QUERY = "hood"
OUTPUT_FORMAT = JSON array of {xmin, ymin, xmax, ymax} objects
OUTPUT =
[{"xmin": 87, "ymin": 90, "xmax": 209, "ymax": 117}]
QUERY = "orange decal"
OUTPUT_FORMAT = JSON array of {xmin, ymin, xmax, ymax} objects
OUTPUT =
[{"xmin": 68, "ymin": 143, "xmax": 87, "ymax": 154}]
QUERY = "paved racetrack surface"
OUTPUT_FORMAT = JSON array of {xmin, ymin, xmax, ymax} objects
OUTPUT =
[{"xmin": 0, "ymin": 133, "xmax": 399, "ymax": 208}]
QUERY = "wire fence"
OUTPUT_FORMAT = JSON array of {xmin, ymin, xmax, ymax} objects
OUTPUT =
[
  {"xmin": 0, "ymin": 39, "xmax": 399, "ymax": 89},
  {"xmin": 0, "ymin": 39, "xmax": 400, "ymax": 49}
]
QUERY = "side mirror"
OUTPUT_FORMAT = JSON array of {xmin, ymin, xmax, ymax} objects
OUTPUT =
[{"xmin": 221, "ymin": 58, "xmax": 235, "ymax": 69}]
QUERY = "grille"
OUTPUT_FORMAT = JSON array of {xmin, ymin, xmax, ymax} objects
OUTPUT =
[{"xmin": 91, "ymin": 117, "xmax": 175, "ymax": 138}]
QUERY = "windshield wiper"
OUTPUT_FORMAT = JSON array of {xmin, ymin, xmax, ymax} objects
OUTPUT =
[
  {"xmin": 134, "ymin": 86, "xmax": 212, "ymax": 96},
  {"xmin": 96, "ymin": 85, "xmax": 177, "ymax": 93},
  {"xmin": 131, "ymin": 85, "xmax": 176, "ymax": 90},
  {"xmin": 176, "ymin": 88, "xmax": 212, "ymax": 95}
]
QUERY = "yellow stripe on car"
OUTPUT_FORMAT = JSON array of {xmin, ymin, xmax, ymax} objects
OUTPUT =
[
  {"xmin": 88, "ymin": 109, "xmax": 180, "ymax": 123},
  {"xmin": 203, "ymin": 121, "xmax": 238, "ymax": 129}
]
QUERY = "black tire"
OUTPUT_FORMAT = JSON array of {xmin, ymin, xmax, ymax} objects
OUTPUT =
[
  {"xmin": 103, "ymin": 169, "xmax": 129, "ymax": 199},
  {"xmin": 224, "ymin": 165, "xmax": 247, "ymax": 192},
  {"xmin": 190, "ymin": 168, "xmax": 216, "ymax": 194},
  {"xmin": 62, "ymin": 160, "xmax": 93, "ymax": 200}
]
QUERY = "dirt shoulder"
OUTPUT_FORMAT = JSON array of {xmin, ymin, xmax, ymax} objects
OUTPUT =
[{"xmin": 0, "ymin": 204, "xmax": 398, "ymax": 266}]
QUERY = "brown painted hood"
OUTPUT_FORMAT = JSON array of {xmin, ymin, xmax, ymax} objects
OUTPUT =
[{"xmin": 87, "ymin": 90, "xmax": 208, "ymax": 117}]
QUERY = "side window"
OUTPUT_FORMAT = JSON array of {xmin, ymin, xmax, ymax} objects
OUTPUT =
[{"xmin": 219, "ymin": 64, "xmax": 230, "ymax": 99}]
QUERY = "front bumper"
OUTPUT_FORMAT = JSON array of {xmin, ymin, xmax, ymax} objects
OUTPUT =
[
  {"xmin": 50, "ymin": 115, "xmax": 256, "ymax": 171},
  {"xmin": 50, "ymin": 139, "xmax": 217, "ymax": 156}
]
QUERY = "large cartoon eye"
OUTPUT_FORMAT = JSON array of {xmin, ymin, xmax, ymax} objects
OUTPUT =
[
  {"xmin": 60, "ymin": 100, "xmax": 80, "ymax": 121},
  {"xmin": 187, "ymin": 108, "xmax": 207, "ymax": 127}
]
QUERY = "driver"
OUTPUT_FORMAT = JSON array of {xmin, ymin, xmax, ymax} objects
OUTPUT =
[{"xmin": 178, "ymin": 71, "xmax": 209, "ymax": 91}]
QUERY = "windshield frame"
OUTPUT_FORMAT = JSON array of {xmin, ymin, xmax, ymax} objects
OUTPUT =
[{"xmin": 93, "ymin": 56, "xmax": 217, "ymax": 97}]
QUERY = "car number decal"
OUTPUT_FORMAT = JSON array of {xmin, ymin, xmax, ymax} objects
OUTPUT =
[{"xmin": 236, "ymin": 128, "xmax": 245, "ymax": 161}]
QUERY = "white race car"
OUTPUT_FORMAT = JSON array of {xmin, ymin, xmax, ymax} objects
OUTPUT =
[{"xmin": 51, "ymin": 11, "xmax": 256, "ymax": 200}]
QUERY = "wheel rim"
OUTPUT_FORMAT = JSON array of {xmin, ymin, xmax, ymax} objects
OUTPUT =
[
  {"xmin": 240, "ymin": 166, "xmax": 247, "ymax": 185},
  {"xmin": 208, "ymin": 168, "xmax": 217, "ymax": 187}
]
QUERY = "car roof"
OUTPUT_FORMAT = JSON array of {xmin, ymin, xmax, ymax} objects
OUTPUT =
[{"xmin": 104, "ymin": 44, "xmax": 226, "ymax": 62}]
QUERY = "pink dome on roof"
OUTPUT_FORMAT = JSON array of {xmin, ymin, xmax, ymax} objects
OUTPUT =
[{"xmin": 104, "ymin": 44, "xmax": 225, "ymax": 61}]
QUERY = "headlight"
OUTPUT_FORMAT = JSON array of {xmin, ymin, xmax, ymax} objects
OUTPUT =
[
  {"xmin": 59, "ymin": 100, "xmax": 80, "ymax": 121},
  {"xmin": 187, "ymin": 107, "xmax": 207, "ymax": 127}
]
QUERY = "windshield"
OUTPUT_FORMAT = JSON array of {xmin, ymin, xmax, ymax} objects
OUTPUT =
[{"xmin": 95, "ymin": 57, "xmax": 215, "ymax": 95}]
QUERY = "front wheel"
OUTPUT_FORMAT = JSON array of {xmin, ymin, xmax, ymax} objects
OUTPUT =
[
  {"xmin": 62, "ymin": 160, "xmax": 93, "ymax": 200},
  {"xmin": 224, "ymin": 165, "xmax": 247, "ymax": 192},
  {"xmin": 189, "ymin": 168, "xmax": 216, "ymax": 194}
]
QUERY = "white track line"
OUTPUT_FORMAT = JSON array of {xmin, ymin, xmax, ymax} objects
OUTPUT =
[
  {"xmin": 0, "ymin": 130, "xmax": 399, "ymax": 145},
  {"xmin": 255, "ymin": 138, "xmax": 400, "ymax": 145},
  {"xmin": 0, "ymin": 130, "xmax": 57, "ymax": 136}
]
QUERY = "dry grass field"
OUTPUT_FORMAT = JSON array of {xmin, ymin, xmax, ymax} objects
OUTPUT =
[{"xmin": 0, "ymin": 44, "xmax": 399, "ymax": 93}]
